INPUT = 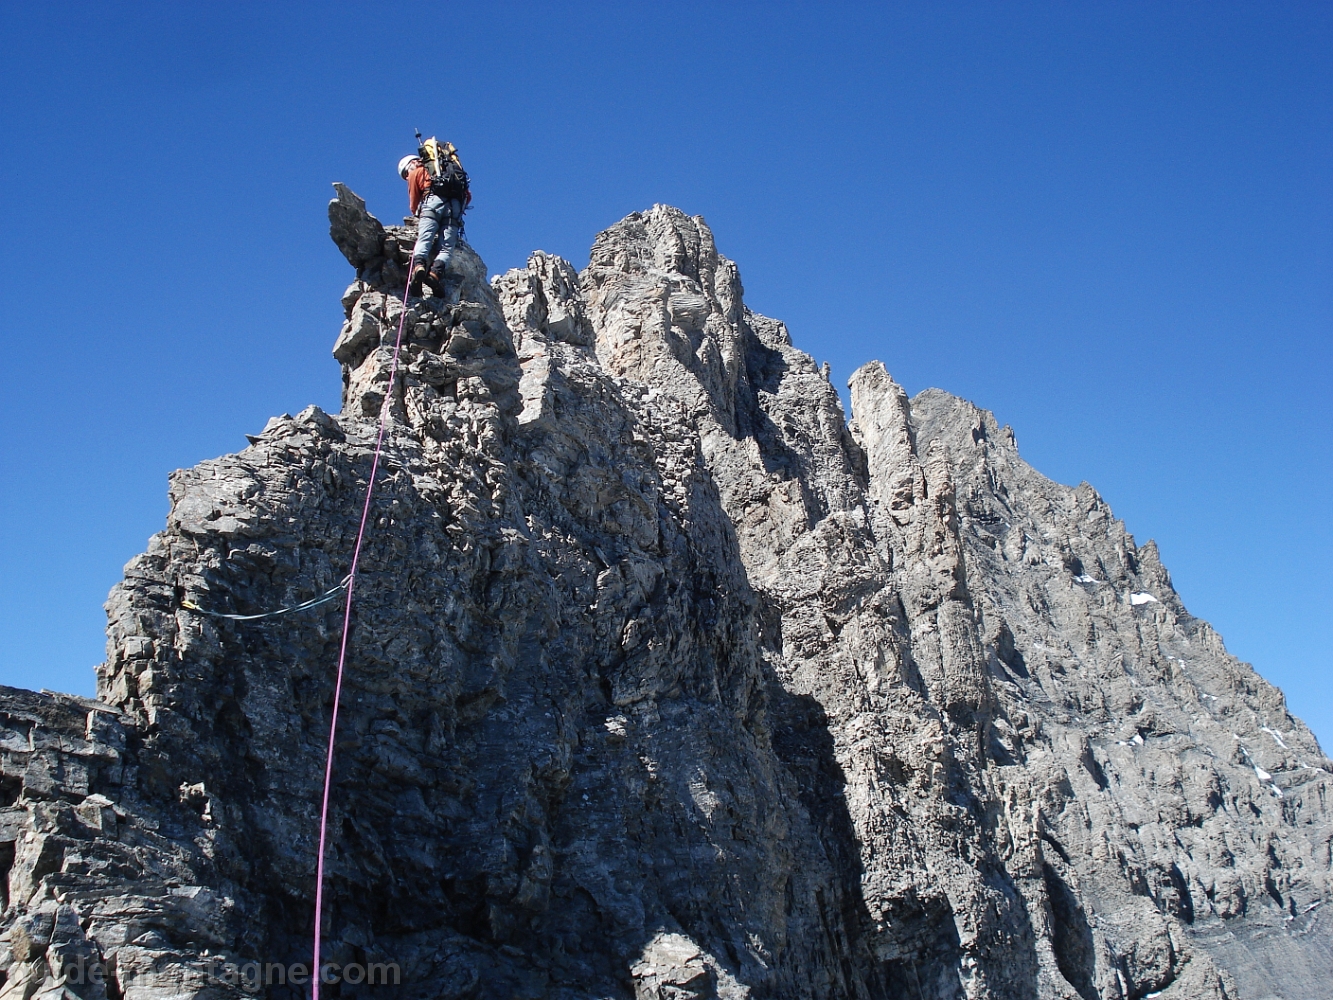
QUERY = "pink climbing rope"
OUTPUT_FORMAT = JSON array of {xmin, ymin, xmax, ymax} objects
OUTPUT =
[{"xmin": 311, "ymin": 266, "xmax": 414, "ymax": 1000}]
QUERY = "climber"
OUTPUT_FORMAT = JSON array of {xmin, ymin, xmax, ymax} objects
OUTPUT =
[{"xmin": 398, "ymin": 139, "xmax": 470, "ymax": 299}]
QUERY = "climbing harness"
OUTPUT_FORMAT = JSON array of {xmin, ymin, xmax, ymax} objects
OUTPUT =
[{"xmin": 180, "ymin": 577, "xmax": 350, "ymax": 621}]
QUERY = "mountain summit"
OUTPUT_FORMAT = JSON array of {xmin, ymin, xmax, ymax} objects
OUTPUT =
[{"xmin": 1, "ymin": 192, "xmax": 1328, "ymax": 1000}]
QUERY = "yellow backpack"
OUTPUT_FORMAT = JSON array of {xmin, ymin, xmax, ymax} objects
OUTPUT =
[{"xmin": 416, "ymin": 134, "xmax": 469, "ymax": 204}]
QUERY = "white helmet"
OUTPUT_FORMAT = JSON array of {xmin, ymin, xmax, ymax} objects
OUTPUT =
[{"xmin": 398, "ymin": 155, "xmax": 418, "ymax": 178}]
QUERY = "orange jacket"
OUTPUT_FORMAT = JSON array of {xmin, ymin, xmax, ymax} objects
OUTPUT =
[{"xmin": 406, "ymin": 162, "xmax": 432, "ymax": 216}]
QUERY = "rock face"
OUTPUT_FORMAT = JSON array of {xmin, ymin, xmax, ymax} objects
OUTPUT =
[{"xmin": 1, "ymin": 194, "xmax": 1328, "ymax": 1000}]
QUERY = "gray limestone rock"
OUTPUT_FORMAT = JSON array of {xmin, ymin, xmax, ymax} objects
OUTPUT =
[{"xmin": 0, "ymin": 195, "xmax": 1326, "ymax": 1000}]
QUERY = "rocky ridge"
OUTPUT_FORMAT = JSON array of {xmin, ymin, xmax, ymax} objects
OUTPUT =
[{"xmin": 0, "ymin": 188, "xmax": 1327, "ymax": 1000}]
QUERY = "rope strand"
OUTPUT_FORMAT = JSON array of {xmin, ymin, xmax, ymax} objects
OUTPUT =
[
  {"xmin": 181, "ymin": 576, "xmax": 350, "ymax": 621},
  {"xmin": 311, "ymin": 271, "xmax": 413, "ymax": 1000}
]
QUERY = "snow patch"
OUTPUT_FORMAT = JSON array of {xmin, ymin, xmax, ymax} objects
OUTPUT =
[
  {"xmin": 1074, "ymin": 574, "xmax": 1097, "ymax": 584},
  {"xmin": 1254, "ymin": 765, "xmax": 1272, "ymax": 781},
  {"xmin": 1261, "ymin": 726, "xmax": 1289, "ymax": 749},
  {"xmin": 1129, "ymin": 592, "xmax": 1158, "ymax": 606}
]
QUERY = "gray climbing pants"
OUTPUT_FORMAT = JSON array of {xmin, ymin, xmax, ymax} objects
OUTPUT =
[{"xmin": 412, "ymin": 194, "xmax": 464, "ymax": 275}]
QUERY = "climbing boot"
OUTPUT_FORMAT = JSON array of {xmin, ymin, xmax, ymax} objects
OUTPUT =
[
  {"xmin": 408, "ymin": 264, "xmax": 428, "ymax": 296},
  {"xmin": 424, "ymin": 269, "xmax": 447, "ymax": 297}
]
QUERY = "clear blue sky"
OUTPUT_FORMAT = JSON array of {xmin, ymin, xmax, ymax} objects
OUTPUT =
[{"xmin": 1, "ymin": 2, "xmax": 1328, "ymax": 749}]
